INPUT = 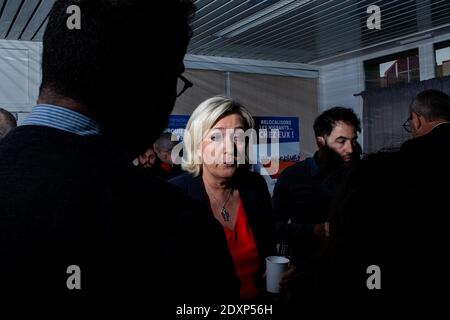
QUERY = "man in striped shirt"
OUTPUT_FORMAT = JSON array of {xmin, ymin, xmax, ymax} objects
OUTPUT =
[{"xmin": 0, "ymin": 0, "xmax": 238, "ymax": 305}]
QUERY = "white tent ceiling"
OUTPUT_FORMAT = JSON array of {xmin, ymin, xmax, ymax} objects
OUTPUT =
[{"xmin": 1, "ymin": 0, "xmax": 450, "ymax": 65}]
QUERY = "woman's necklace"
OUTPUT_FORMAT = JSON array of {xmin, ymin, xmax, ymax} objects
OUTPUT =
[{"xmin": 208, "ymin": 188, "xmax": 233, "ymax": 222}]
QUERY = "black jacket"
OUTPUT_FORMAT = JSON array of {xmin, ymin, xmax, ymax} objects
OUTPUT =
[
  {"xmin": 401, "ymin": 122, "xmax": 450, "ymax": 155},
  {"xmin": 0, "ymin": 125, "xmax": 237, "ymax": 304},
  {"xmin": 170, "ymin": 170, "xmax": 276, "ymax": 273},
  {"xmin": 398, "ymin": 122, "xmax": 450, "ymax": 291},
  {"xmin": 272, "ymin": 154, "xmax": 349, "ymax": 265},
  {"xmin": 319, "ymin": 123, "xmax": 450, "ymax": 299},
  {"xmin": 400, "ymin": 122, "xmax": 450, "ymax": 214}
]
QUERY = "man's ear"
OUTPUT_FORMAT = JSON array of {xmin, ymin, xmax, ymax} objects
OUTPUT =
[
  {"xmin": 316, "ymin": 136, "xmax": 326, "ymax": 148},
  {"xmin": 411, "ymin": 112, "xmax": 422, "ymax": 131}
]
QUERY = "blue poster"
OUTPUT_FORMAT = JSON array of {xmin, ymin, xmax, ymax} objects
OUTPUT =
[
  {"xmin": 166, "ymin": 115, "xmax": 189, "ymax": 132},
  {"xmin": 254, "ymin": 116, "xmax": 300, "ymax": 144},
  {"xmin": 165, "ymin": 115, "xmax": 190, "ymax": 140},
  {"xmin": 253, "ymin": 116, "xmax": 300, "ymax": 193}
]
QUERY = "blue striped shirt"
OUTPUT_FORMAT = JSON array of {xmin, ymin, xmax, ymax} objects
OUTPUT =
[{"xmin": 22, "ymin": 104, "xmax": 101, "ymax": 136}]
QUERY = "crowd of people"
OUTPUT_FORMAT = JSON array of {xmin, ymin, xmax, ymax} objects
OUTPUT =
[
  {"xmin": 136, "ymin": 132, "xmax": 184, "ymax": 180},
  {"xmin": 0, "ymin": 0, "xmax": 449, "ymax": 314}
]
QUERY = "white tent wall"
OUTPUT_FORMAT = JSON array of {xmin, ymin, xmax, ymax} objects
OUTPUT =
[
  {"xmin": 319, "ymin": 32, "xmax": 450, "ymax": 150},
  {"xmin": 319, "ymin": 59, "xmax": 365, "ymax": 147},
  {"xmin": 229, "ymin": 73, "xmax": 317, "ymax": 159},
  {"xmin": 0, "ymin": 39, "xmax": 41, "ymax": 125}
]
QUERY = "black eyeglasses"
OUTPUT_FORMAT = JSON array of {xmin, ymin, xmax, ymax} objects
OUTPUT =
[
  {"xmin": 402, "ymin": 116, "xmax": 412, "ymax": 133},
  {"xmin": 177, "ymin": 74, "xmax": 193, "ymax": 97}
]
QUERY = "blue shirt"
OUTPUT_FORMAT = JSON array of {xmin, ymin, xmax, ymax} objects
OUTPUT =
[{"xmin": 22, "ymin": 104, "xmax": 101, "ymax": 136}]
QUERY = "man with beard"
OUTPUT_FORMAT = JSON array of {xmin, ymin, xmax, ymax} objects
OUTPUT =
[{"xmin": 272, "ymin": 107, "xmax": 361, "ymax": 268}]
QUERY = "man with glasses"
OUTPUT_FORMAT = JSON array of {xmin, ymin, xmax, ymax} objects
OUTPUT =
[
  {"xmin": 302, "ymin": 91, "xmax": 449, "ymax": 302},
  {"xmin": 402, "ymin": 89, "xmax": 450, "ymax": 138},
  {"xmin": 399, "ymin": 89, "xmax": 450, "ymax": 295},
  {"xmin": 0, "ymin": 0, "xmax": 238, "ymax": 304},
  {"xmin": 177, "ymin": 69, "xmax": 193, "ymax": 98},
  {"xmin": 400, "ymin": 89, "xmax": 450, "ymax": 200}
]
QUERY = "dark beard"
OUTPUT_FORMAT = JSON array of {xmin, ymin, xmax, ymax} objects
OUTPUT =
[{"xmin": 316, "ymin": 143, "xmax": 346, "ymax": 176}]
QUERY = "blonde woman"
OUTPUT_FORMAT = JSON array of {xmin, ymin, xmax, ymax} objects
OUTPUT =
[{"xmin": 171, "ymin": 96, "xmax": 275, "ymax": 301}]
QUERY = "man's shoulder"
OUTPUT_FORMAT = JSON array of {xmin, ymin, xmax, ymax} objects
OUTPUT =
[
  {"xmin": 0, "ymin": 125, "xmax": 107, "ymax": 159},
  {"xmin": 237, "ymin": 169, "xmax": 266, "ymax": 184},
  {"xmin": 278, "ymin": 158, "xmax": 313, "ymax": 179},
  {"xmin": 169, "ymin": 172, "xmax": 194, "ymax": 188},
  {"xmin": 128, "ymin": 167, "xmax": 188, "ymax": 199},
  {"xmin": 130, "ymin": 169, "xmax": 208, "ymax": 214},
  {"xmin": 2, "ymin": 124, "xmax": 93, "ymax": 141},
  {"xmin": 401, "ymin": 123, "xmax": 450, "ymax": 153}
]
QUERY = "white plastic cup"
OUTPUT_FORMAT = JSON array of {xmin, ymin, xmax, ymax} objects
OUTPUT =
[{"xmin": 265, "ymin": 256, "xmax": 290, "ymax": 293}]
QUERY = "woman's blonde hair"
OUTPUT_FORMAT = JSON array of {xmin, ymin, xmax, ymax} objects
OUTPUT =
[{"xmin": 181, "ymin": 96, "xmax": 254, "ymax": 176}]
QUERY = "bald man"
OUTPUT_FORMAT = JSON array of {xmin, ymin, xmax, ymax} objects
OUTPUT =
[{"xmin": 0, "ymin": 108, "xmax": 17, "ymax": 139}]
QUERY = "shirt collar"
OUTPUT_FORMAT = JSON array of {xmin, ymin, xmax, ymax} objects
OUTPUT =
[
  {"xmin": 431, "ymin": 121, "xmax": 450, "ymax": 132},
  {"xmin": 21, "ymin": 104, "xmax": 101, "ymax": 136}
]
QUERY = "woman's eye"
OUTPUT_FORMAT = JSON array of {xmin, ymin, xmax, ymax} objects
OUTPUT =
[
  {"xmin": 234, "ymin": 134, "xmax": 243, "ymax": 143},
  {"xmin": 211, "ymin": 134, "xmax": 221, "ymax": 141}
]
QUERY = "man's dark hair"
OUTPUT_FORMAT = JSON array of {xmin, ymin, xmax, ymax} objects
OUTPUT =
[
  {"xmin": 40, "ymin": 0, "xmax": 194, "ymax": 154},
  {"xmin": 313, "ymin": 107, "xmax": 361, "ymax": 137},
  {"xmin": 0, "ymin": 108, "xmax": 17, "ymax": 139},
  {"xmin": 410, "ymin": 89, "xmax": 450, "ymax": 121},
  {"xmin": 41, "ymin": 0, "xmax": 193, "ymax": 108}
]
